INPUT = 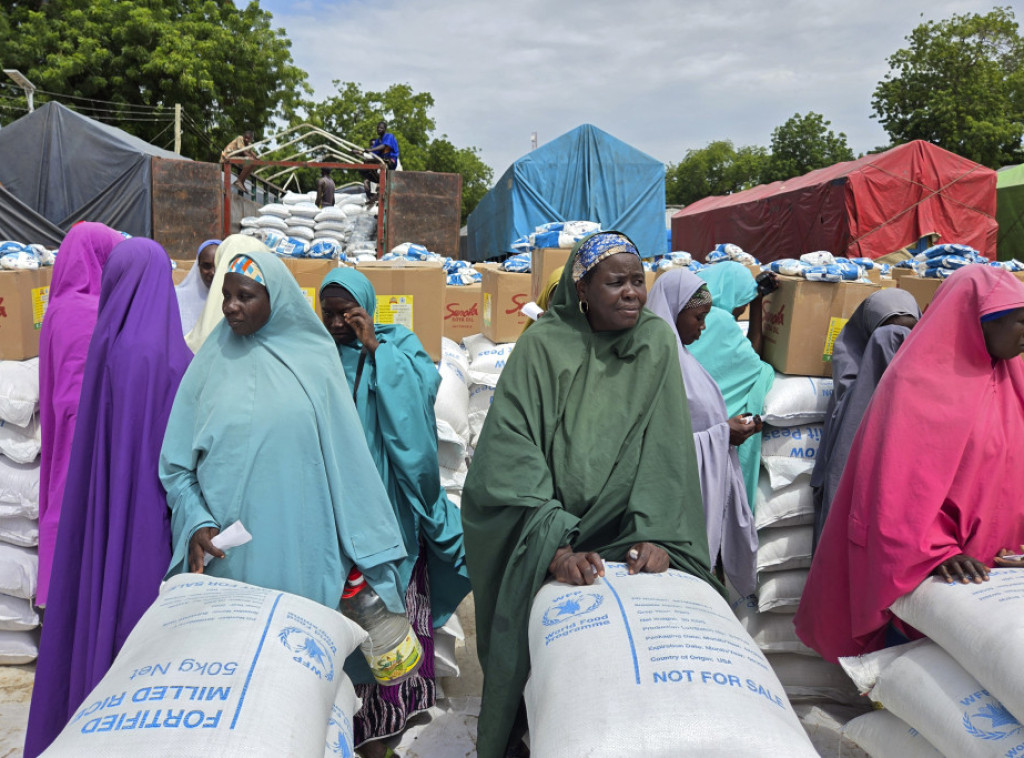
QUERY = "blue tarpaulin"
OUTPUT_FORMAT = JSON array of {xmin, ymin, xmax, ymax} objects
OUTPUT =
[{"xmin": 467, "ymin": 124, "xmax": 665, "ymax": 260}]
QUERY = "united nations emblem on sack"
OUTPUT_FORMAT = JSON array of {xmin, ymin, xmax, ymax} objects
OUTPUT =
[
  {"xmin": 962, "ymin": 701, "xmax": 1023, "ymax": 741},
  {"xmin": 278, "ymin": 626, "xmax": 335, "ymax": 682},
  {"xmin": 542, "ymin": 591, "xmax": 604, "ymax": 626}
]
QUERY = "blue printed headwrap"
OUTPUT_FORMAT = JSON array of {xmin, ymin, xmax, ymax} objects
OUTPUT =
[
  {"xmin": 572, "ymin": 231, "xmax": 640, "ymax": 282},
  {"xmin": 227, "ymin": 254, "xmax": 266, "ymax": 286}
]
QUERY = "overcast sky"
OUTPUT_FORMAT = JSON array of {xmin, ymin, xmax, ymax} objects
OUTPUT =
[{"xmin": 258, "ymin": 0, "xmax": 997, "ymax": 181}]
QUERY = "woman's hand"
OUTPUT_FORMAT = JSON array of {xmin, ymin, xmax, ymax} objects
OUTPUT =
[
  {"xmin": 728, "ymin": 414, "xmax": 762, "ymax": 446},
  {"xmin": 933, "ymin": 554, "xmax": 990, "ymax": 584},
  {"xmin": 994, "ymin": 547, "xmax": 1024, "ymax": 568},
  {"xmin": 626, "ymin": 542, "xmax": 669, "ymax": 575},
  {"xmin": 548, "ymin": 545, "xmax": 604, "ymax": 586},
  {"xmin": 343, "ymin": 307, "xmax": 379, "ymax": 353},
  {"xmin": 188, "ymin": 526, "xmax": 224, "ymax": 574}
]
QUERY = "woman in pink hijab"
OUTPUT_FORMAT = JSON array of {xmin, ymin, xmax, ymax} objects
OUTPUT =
[
  {"xmin": 37, "ymin": 222, "xmax": 124, "ymax": 606},
  {"xmin": 795, "ymin": 265, "xmax": 1024, "ymax": 663}
]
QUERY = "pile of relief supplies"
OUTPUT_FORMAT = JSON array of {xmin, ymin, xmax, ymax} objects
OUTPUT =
[
  {"xmin": 0, "ymin": 241, "xmax": 56, "ymax": 270},
  {"xmin": 892, "ymin": 242, "xmax": 1024, "ymax": 278},
  {"xmin": 509, "ymin": 220, "xmax": 603, "ymax": 254},
  {"xmin": 731, "ymin": 372, "xmax": 876, "ymax": 756},
  {"xmin": 379, "ymin": 243, "xmax": 481, "ymax": 286},
  {"xmin": 767, "ymin": 251, "xmax": 888, "ymax": 282},
  {"xmin": 241, "ymin": 190, "xmax": 378, "ymax": 261},
  {"xmin": 650, "ymin": 243, "xmax": 760, "ymax": 274},
  {"xmin": 0, "ymin": 359, "xmax": 43, "ymax": 666}
]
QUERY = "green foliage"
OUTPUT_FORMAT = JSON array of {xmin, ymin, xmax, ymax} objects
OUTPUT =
[
  {"xmin": 666, "ymin": 140, "xmax": 767, "ymax": 206},
  {"xmin": 763, "ymin": 112, "xmax": 855, "ymax": 183},
  {"xmin": 872, "ymin": 7, "xmax": 1024, "ymax": 167},
  {"xmin": 304, "ymin": 81, "xmax": 492, "ymax": 221},
  {"xmin": 0, "ymin": 0, "xmax": 309, "ymax": 160}
]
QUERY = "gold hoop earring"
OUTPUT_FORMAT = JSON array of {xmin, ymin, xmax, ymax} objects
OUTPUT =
[{"xmin": 579, "ymin": 300, "xmax": 589, "ymax": 315}]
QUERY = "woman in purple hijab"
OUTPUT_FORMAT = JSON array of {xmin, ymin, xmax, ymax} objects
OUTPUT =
[
  {"xmin": 24, "ymin": 238, "xmax": 193, "ymax": 757},
  {"xmin": 37, "ymin": 222, "xmax": 124, "ymax": 607}
]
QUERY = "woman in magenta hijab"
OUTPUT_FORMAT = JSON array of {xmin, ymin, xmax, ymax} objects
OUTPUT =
[
  {"xmin": 795, "ymin": 266, "xmax": 1024, "ymax": 663},
  {"xmin": 24, "ymin": 238, "xmax": 193, "ymax": 757},
  {"xmin": 37, "ymin": 221, "xmax": 124, "ymax": 606}
]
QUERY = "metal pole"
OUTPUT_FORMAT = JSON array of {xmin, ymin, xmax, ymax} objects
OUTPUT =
[{"xmin": 174, "ymin": 103, "xmax": 181, "ymax": 154}]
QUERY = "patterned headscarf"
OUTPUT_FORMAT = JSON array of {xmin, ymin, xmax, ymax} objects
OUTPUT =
[
  {"xmin": 571, "ymin": 231, "xmax": 640, "ymax": 282},
  {"xmin": 684, "ymin": 284, "xmax": 712, "ymax": 310},
  {"xmin": 227, "ymin": 254, "xmax": 265, "ymax": 285}
]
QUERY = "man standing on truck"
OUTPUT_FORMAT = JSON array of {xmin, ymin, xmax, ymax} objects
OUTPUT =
[
  {"xmin": 221, "ymin": 130, "xmax": 257, "ymax": 193},
  {"xmin": 316, "ymin": 168, "xmax": 336, "ymax": 208},
  {"xmin": 361, "ymin": 120, "xmax": 399, "ymax": 203}
]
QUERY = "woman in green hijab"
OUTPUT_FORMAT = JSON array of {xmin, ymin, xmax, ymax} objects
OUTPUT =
[
  {"xmin": 687, "ymin": 261, "xmax": 776, "ymax": 507},
  {"xmin": 319, "ymin": 267, "xmax": 471, "ymax": 757},
  {"xmin": 462, "ymin": 231, "xmax": 720, "ymax": 758}
]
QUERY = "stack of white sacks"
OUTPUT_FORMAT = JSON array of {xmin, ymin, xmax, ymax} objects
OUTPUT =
[
  {"xmin": 731, "ymin": 371, "xmax": 872, "ymax": 753},
  {"xmin": 0, "ymin": 358, "xmax": 42, "ymax": 665},
  {"xmin": 433, "ymin": 335, "xmax": 516, "ymax": 508},
  {"xmin": 840, "ymin": 568, "xmax": 1024, "ymax": 757},
  {"xmin": 240, "ymin": 190, "xmax": 378, "ymax": 260}
]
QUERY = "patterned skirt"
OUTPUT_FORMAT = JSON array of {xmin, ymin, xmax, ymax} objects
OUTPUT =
[{"xmin": 353, "ymin": 546, "xmax": 436, "ymax": 747}]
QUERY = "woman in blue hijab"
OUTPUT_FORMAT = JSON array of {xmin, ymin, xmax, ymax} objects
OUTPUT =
[
  {"xmin": 320, "ymin": 267, "xmax": 470, "ymax": 756},
  {"xmin": 159, "ymin": 239, "xmax": 407, "ymax": 613},
  {"xmin": 687, "ymin": 261, "xmax": 775, "ymax": 507}
]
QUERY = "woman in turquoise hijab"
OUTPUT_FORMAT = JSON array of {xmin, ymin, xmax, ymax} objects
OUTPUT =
[
  {"xmin": 320, "ymin": 267, "xmax": 470, "ymax": 756},
  {"xmin": 160, "ymin": 239, "xmax": 408, "ymax": 615},
  {"xmin": 687, "ymin": 261, "xmax": 775, "ymax": 507}
]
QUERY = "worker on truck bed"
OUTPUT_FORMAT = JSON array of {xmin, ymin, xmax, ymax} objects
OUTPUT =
[
  {"xmin": 221, "ymin": 130, "xmax": 257, "ymax": 193},
  {"xmin": 316, "ymin": 167, "xmax": 336, "ymax": 208},
  {"xmin": 362, "ymin": 120, "xmax": 399, "ymax": 202}
]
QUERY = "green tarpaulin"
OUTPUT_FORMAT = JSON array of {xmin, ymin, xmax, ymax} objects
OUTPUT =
[{"xmin": 997, "ymin": 163, "xmax": 1024, "ymax": 262}]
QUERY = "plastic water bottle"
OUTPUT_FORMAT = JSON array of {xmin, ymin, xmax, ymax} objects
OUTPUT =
[{"xmin": 340, "ymin": 569, "xmax": 423, "ymax": 686}]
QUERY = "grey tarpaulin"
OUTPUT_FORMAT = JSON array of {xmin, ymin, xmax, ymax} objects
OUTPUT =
[
  {"xmin": 0, "ymin": 183, "xmax": 64, "ymax": 247},
  {"xmin": 0, "ymin": 102, "xmax": 186, "ymax": 239}
]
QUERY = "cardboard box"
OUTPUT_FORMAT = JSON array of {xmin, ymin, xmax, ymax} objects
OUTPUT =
[
  {"xmin": 890, "ymin": 267, "xmax": 917, "ymax": 281},
  {"xmin": 879, "ymin": 278, "xmax": 897, "ymax": 289},
  {"xmin": 761, "ymin": 276, "xmax": 880, "ymax": 377},
  {"xmin": 1014, "ymin": 271, "xmax": 1024, "ymax": 284},
  {"xmin": 644, "ymin": 270, "xmax": 657, "ymax": 291},
  {"xmin": 530, "ymin": 248, "xmax": 571, "ymax": 302},
  {"xmin": 482, "ymin": 268, "xmax": 530, "ymax": 343},
  {"xmin": 897, "ymin": 275, "xmax": 943, "ymax": 312},
  {"xmin": 443, "ymin": 283, "xmax": 482, "ymax": 342},
  {"xmin": 356, "ymin": 261, "xmax": 446, "ymax": 361},
  {"xmin": 0, "ymin": 267, "xmax": 53, "ymax": 361},
  {"xmin": 864, "ymin": 266, "xmax": 881, "ymax": 284},
  {"xmin": 281, "ymin": 259, "xmax": 337, "ymax": 317}
]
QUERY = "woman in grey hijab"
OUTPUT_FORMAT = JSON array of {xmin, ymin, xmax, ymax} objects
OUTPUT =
[
  {"xmin": 648, "ymin": 269, "xmax": 760, "ymax": 594},
  {"xmin": 810, "ymin": 288, "xmax": 921, "ymax": 549}
]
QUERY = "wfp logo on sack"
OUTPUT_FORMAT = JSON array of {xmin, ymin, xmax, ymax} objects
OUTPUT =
[
  {"xmin": 278, "ymin": 626, "xmax": 335, "ymax": 682},
  {"xmin": 542, "ymin": 591, "xmax": 604, "ymax": 627},
  {"xmin": 325, "ymin": 707, "xmax": 354, "ymax": 757},
  {"xmin": 961, "ymin": 697, "xmax": 1023, "ymax": 742}
]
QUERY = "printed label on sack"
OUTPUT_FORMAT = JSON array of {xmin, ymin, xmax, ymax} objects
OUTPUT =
[
  {"xmin": 376, "ymin": 295, "xmax": 413, "ymax": 330},
  {"xmin": 367, "ymin": 629, "xmax": 421, "ymax": 684},
  {"xmin": 822, "ymin": 317, "xmax": 847, "ymax": 361},
  {"xmin": 32, "ymin": 286, "xmax": 49, "ymax": 329},
  {"xmin": 299, "ymin": 287, "xmax": 315, "ymax": 311}
]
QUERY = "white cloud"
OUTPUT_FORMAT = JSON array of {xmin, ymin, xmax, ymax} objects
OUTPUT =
[{"xmin": 260, "ymin": 0, "xmax": 997, "ymax": 175}]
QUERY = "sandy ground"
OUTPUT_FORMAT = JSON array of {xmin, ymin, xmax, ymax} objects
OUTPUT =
[{"xmin": 0, "ymin": 664, "xmax": 33, "ymax": 758}]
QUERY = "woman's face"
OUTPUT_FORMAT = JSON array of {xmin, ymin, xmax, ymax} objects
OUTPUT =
[
  {"xmin": 321, "ymin": 292, "xmax": 360, "ymax": 344},
  {"xmin": 981, "ymin": 308, "xmax": 1024, "ymax": 360},
  {"xmin": 676, "ymin": 302, "xmax": 712, "ymax": 345},
  {"xmin": 222, "ymin": 272, "xmax": 271, "ymax": 336},
  {"xmin": 575, "ymin": 253, "xmax": 647, "ymax": 332},
  {"xmin": 198, "ymin": 245, "xmax": 218, "ymax": 289}
]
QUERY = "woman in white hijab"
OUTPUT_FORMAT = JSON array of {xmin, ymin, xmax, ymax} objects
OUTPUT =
[
  {"xmin": 647, "ymin": 268, "xmax": 760, "ymax": 594},
  {"xmin": 175, "ymin": 239, "xmax": 219, "ymax": 335},
  {"xmin": 184, "ymin": 236, "xmax": 262, "ymax": 353}
]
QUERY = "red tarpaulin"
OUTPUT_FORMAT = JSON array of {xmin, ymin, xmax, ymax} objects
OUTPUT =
[{"xmin": 671, "ymin": 140, "xmax": 997, "ymax": 263}]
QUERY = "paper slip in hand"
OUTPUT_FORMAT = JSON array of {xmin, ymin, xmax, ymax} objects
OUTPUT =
[{"xmin": 204, "ymin": 521, "xmax": 252, "ymax": 566}]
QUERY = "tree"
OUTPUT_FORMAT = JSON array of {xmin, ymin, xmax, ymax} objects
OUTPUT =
[
  {"xmin": 0, "ymin": 1, "xmax": 308, "ymax": 160},
  {"xmin": 763, "ymin": 112, "xmax": 855, "ymax": 183},
  {"xmin": 666, "ymin": 140, "xmax": 767, "ymax": 205},
  {"xmin": 872, "ymin": 7, "xmax": 1024, "ymax": 168},
  {"xmin": 304, "ymin": 82, "xmax": 493, "ymax": 221}
]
